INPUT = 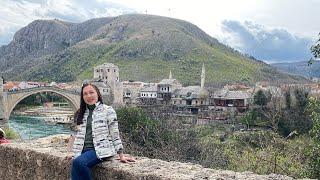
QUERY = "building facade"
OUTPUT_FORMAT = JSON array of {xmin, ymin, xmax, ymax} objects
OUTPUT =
[{"xmin": 93, "ymin": 63, "xmax": 123, "ymax": 106}]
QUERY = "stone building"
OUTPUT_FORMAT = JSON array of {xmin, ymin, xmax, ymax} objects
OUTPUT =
[
  {"xmin": 93, "ymin": 63, "xmax": 123, "ymax": 106},
  {"xmin": 172, "ymin": 86, "xmax": 209, "ymax": 106},
  {"xmin": 157, "ymin": 71, "xmax": 183, "ymax": 105},
  {"xmin": 211, "ymin": 89, "xmax": 251, "ymax": 112},
  {"xmin": 170, "ymin": 64, "xmax": 209, "ymax": 114},
  {"xmin": 139, "ymin": 84, "xmax": 158, "ymax": 105},
  {"xmin": 122, "ymin": 81, "xmax": 144, "ymax": 105}
]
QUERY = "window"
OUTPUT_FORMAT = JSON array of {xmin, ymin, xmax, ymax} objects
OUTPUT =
[
  {"xmin": 108, "ymin": 69, "xmax": 110, "ymax": 72},
  {"xmin": 174, "ymin": 101, "xmax": 176, "ymax": 104},
  {"xmin": 114, "ymin": 69, "xmax": 116, "ymax": 72}
]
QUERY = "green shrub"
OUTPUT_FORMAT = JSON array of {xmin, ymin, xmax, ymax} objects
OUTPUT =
[{"xmin": 3, "ymin": 128, "xmax": 19, "ymax": 139}]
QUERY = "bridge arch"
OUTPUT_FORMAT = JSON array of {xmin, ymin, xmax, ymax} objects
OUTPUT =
[{"xmin": 4, "ymin": 87, "xmax": 80, "ymax": 120}]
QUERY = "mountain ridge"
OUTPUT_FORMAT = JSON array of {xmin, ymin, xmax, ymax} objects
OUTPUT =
[
  {"xmin": 0, "ymin": 14, "xmax": 307, "ymax": 85},
  {"xmin": 272, "ymin": 60, "xmax": 320, "ymax": 78}
]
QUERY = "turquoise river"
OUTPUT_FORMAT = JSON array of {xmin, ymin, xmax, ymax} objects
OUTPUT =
[{"xmin": 9, "ymin": 115, "xmax": 72, "ymax": 140}]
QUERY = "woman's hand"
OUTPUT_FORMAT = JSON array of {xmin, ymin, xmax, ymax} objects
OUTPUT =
[{"xmin": 118, "ymin": 153, "xmax": 135, "ymax": 163}]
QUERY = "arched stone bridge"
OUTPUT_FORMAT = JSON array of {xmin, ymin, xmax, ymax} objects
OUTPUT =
[{"xmin": 0, "ymin": 86, "xmax": 80, "ymax": 127}]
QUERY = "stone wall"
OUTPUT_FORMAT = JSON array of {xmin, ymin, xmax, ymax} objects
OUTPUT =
[{"xmin": 0, "ymin": 135, "xmax": 297, "ymax": 180}]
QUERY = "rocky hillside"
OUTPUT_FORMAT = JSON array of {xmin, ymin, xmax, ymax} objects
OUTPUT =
[{"xmin": 0, "ymin": 14, "xmax": 307, "ymax": 85}]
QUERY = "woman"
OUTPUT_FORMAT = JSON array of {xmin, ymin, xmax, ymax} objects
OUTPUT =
[
  {"xmin": 0, "ymin": 128, "xmax": 10, "ymax": 144},
  {"xmin": 67, "ymin": 83, "xmax": 134, "ymax": 180}
]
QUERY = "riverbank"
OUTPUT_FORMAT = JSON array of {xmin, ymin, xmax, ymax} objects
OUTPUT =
[{"xmin": 13, "ymin": 106, "xmax": 74, "ymax": 124}]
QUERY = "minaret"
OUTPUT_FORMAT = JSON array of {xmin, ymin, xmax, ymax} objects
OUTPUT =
[
  {"xmin": 169, "ymin": 70, "xmax": 172, "ymax": 79},
  {"xmin": 200, "ymin": 63, "xmax": 205, "ymax": 89}
]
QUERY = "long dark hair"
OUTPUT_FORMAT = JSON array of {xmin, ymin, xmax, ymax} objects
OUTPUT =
[
  {"xmin": 0, "ymin": 130, "xmax": 4, "ymax": 139},
  {"xmin": 75, "ymin": 83, "xmax": 103, "ymax": 125}
]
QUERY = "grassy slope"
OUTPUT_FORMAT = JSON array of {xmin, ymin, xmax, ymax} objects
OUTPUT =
[{"xmin": 16, "ymin": 14, "xmax": 306, "ymax": 85}]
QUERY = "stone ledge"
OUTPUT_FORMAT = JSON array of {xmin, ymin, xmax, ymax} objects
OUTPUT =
[{"xmin": 0, "ymin": 135, "xmax": 297, "ymax": 180}]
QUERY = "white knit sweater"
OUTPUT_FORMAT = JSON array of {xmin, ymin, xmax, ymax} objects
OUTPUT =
[{"xmin": 73, "ymin": 102, "xmax": 123, "ymax": 159}]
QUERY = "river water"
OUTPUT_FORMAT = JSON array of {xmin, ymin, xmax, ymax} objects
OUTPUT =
[{"xmin": 9, "ymin": 115, "xmax": 72, "ymax": 140}]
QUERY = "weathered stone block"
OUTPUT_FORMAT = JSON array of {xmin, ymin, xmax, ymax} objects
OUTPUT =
[{"xmin": 0, "ymin": 135, "xmax": 300, "ymax": 179}]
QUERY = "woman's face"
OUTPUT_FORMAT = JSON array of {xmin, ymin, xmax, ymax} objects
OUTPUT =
[{"xmin": 83, "ymin": 85, "xmax": 99, "ymax": 105}]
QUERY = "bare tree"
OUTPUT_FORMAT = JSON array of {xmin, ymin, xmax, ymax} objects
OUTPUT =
[{"xmin": 261, "ymin": 88, "xmax": 283, "ymax": 132}]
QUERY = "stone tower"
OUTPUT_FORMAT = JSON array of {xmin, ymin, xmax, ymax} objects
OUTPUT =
[
  {"xmin": 93, "ymin": 63, "xmax": 123, "ymax": 106},
  {"xmin": 94, "ymin": 63, "xmax": 120, "ymax": 89}
]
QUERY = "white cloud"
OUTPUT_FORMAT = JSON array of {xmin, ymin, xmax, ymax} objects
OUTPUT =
[
  {"xmin": 0, "ymin": 0, "xmax": 318, "ymax": 62},
  {"xmin": 0, "ymin": 0, "xmax": 135, "ymax": 45},
  {"xmin": 220, "ymin": 20, "xmax": 314, "ymax": 62}
]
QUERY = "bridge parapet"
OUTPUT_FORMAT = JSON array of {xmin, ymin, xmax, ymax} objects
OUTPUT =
[{"xmin": 6, "ymin": 86, "xmax": 80, "ymax": 95}]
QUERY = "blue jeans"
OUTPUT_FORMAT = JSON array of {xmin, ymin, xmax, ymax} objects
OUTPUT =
[{"xmin": 71, "ymin": 149, "xmax": 103, "ymax": 180}]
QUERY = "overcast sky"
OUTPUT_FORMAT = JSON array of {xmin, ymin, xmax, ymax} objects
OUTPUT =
[{"xmin": 0, "ymin": 0, "xmax": 319, "ymax": 63}]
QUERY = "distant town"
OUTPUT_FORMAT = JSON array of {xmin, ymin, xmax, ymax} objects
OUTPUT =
[{"xmin": 3, "ymin": 62, "xmax": 320, "ymax": 126}]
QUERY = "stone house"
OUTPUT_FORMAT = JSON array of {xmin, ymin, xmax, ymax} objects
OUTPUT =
[
  {"xmin": 122, "ymin": 81, "xmax": 144, "ymax": 105},
  {"xmin": 157, "ymin": 78, "xmax": 182, "ymax": 105},
  {"xmin": 172, "ymin": 86, "xmax": 209, "ymax": 106},
  {"xmin": 139, "ymin": 84, "xmax": 158, "ymax": 105},
  {"xmin": 211, "ymin": 89, "xmax": 252, "ymax": 112}
]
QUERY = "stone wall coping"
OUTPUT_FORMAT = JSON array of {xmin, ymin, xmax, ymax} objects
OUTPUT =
[{"xmin": 0, "ymin": 134, "xmax": 302, "ymax": 180}]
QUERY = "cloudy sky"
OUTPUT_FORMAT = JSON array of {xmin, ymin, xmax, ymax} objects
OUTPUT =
[{"xmin": 0, "ymin": 0, "xmax": 318, "ymax": 63}]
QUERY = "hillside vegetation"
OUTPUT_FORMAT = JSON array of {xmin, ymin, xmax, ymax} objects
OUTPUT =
[{"xmin": 0, "ymin": 14, "xmax": 306, "ymax": 85}]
